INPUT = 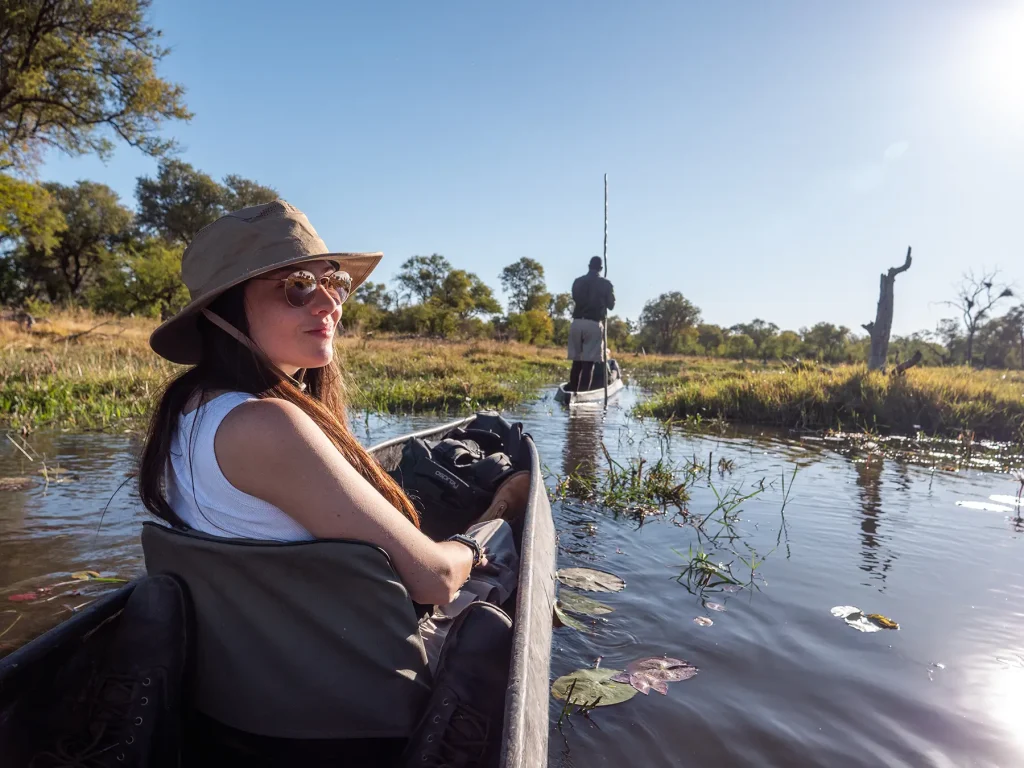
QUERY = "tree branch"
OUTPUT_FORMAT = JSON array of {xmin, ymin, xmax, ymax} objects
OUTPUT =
[{"xmin": 887, "ymin": 246, "xmax": 912, "ymax": 278}]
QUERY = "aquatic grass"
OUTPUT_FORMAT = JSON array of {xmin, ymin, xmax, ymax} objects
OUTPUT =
[
  {"xmin": 635, "ymin": 364, "xmax": 1024, "ymax": 442},
  {"xmin": 552, "ymin": 446, "xmax": 699, "ymax": 521}
]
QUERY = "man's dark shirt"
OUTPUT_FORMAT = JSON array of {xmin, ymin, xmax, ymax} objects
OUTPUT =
[{"xmin": 571, "ymin": 269, "xmax": 615, "ymax": 321}]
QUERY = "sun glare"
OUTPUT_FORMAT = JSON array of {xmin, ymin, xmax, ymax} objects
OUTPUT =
[{"xmin": 970, "ymin": 4, "xmax": 1024, "ymax": 125}]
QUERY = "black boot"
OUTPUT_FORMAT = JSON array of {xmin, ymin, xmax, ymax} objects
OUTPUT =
[
  {"xmin": 402, "ymin": 602, "xmax": 513, "ymax": 768},
  {"xmin": 31, "ymin": 575, "xmax": 190, "ymax": 768}
]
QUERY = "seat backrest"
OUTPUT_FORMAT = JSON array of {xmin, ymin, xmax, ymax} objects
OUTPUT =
[{"xmin": 141, "ymin": 522, "xmax": 431, "ymax": 740}]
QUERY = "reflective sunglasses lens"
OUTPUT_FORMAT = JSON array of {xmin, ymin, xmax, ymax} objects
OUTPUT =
[
  {"xmin": 327, "ymin": 271, "xmax": 352, "ymax": 303},
  {"xmin": 284, "ymin": 271, "xmax": 318, "ymax": 307}
]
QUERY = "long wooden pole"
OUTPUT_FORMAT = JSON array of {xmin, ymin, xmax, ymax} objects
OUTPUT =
[{"xmin": 603, "ymin": 173, "xmax": 609, "ymax": 408}]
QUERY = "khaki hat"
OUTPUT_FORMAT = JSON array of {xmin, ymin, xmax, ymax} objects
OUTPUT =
[{"xmin": 150, "ymin": 200, "xmax": 382, "ymax": 365}]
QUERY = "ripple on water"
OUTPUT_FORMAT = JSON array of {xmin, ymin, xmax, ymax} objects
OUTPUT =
[{"xmin": 3, "ymin": 389, "xmax": 1024, "ymax": 767}]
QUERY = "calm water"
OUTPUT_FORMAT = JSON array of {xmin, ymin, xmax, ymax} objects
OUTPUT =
[{"xmin": 2, "ymin": 388, "xmax": 1023, "ymax": 767}]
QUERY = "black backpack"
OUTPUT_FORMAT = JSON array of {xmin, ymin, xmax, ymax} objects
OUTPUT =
[{"xmin": 389, "ymin": 415, "xmax": 525, "ymax": 541}]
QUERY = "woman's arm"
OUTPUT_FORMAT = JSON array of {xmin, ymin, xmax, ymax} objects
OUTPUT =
[{"xmin": 215, "ymin": 398, "xmax": 476, "ymax": 605}]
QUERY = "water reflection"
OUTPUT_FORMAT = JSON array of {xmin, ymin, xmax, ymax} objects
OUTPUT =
[
  {"xmin": 3, "ymin": 390, "xmax": 1024, "ymax": 767},
  {"xmin": 561, "ymin": 406, "xmax": 604, "ymax": 496},
  {"xmin": 851, "ymin": 456, "xmax": 897, "ymax": 587}
]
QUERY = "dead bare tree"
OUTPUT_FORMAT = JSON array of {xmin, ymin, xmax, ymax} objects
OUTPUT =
[
  {"xmin": 862, "ymin": 247, "xmax": 912, "ymax": 371},
  {"xmin": 943, "ymin": 270, "xmax": 1014, "ymax": 366}
]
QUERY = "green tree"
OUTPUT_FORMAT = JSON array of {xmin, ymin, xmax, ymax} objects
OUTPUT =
[
  {"xmin": 730, "ymin": 319, "xmax": 779, "ymax": 360},
  {"xmin": 355, "ymin": 281, "xmax": 395, "ymax": 312},
  {"xmin": 87, "ymin": 236, "xmax": 187, "ymax": 317},
  {"xmin": 888, "ymin": 332, "xmax": 947, "ymax": 367},
  {"xmin": 933, "ymin": 318, "xmax": 963, "ymax": 362},
  {"xmin": 1007, "ymin": 305, "xmax": 1024, "ymax": 369},
  {"xmin": 221, "ymin": 175, "xmax": 279, "ymax": 211},
  {"xmin": 136, "ymin": 160, "xmax": 262, "ymax": 245},
  {"xmin": 0, "ymin": 0, "xmax": 191, "ymax": 172},
  {"xmin": 395, "ymin": 254, "xmax": 451, "ymax": 303},
  {"xmin": 464, "ymin": 272, "xmax": 502, "ymax": 317},
  {"xmin": 801, "ymin": 322, "xmax": 851, "ymax": 363},
  {"xmin": 763, "ymin": 330, "xmax": 802, "ymax": 360},
  {"xmin": 726, "ymin": 333, "xmax": 756, "ymax": 360},
  {"xmin": 697, "ymin": 323, "xmax": 725, "ymax": 355},
  {"xmin": 637, "ymin": 291, "xmax": 702, "ymax": 354},
  {"xmin": 507, "ymin": 309, "xmax": 554, "ymax": 345},
  {"xmin": 550, "ymin": 292, "xmax": 574, "ymax": 320},
  {"xmin": 18, "ymin": 181, "xmax": 133, "ymax": 301},
  {"xmin": 0, "ymin": 174, "xmax": 65, "ymax": 254},
  {"xmin": 606, "ymin": 315, "xmax": 634, "ymax": 351},
  {"xmin": 500, "ymin": 257, "xmax": 547, "ymax": 313},
  {"xmin": 975, "ymin": 312, "xmax": 1024, "ymax": 369}
]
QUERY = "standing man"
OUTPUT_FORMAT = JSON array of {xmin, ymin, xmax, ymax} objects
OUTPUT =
[{"xmin": 567, "ymin": 256, "xmax": 615, "ymax": 392}]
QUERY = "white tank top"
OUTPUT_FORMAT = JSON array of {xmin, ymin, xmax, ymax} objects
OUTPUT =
[{"xmin": 166, "ymin": 391, "xmax": 314, "ymax": 541}]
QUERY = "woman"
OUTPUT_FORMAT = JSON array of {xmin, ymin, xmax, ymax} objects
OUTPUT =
[{"xmin": 139, "ymin": 199, "xmax": 487, "ymax": 607}]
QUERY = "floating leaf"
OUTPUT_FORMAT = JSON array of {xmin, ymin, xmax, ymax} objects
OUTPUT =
[
  {"xmin": 694, "ymin": 616, "xmax": 713, "ymax": 627},
  {"xmin": 866, "ymin": 613, "xmax": 899, "ymax": 630},
  {"xmin": 69, "ymin": 572, "xmax": 126, "ymax": 584},
  {"xmin": 553, "ymin": 604, "xmax": 590, "ymax": 633},
  {"xmin": 556, "ymin": 567, "xmax": 625, "ymax": 593},
  {"xmin": 551, "ymin": 668, "xmax": 637, "ymax": 707},
  {"xmin": 611, "ymin": 657, "xmax": 698, "ymax": 694},
  {"xmin": 956, "ymin": 501, "xmax": 1012, "ymax": 512},
  {"xmin": 0, "ymin": 477, "xmax": 34, "ymax": 492},
  {"xmin": 705, "ymin": 602, "xmax": 726, "ymax": 612},
  {"xmin": 8, "ymin": 593, "xmax": 37, "ymax": 602},
  {"xmin": 830, "ymin": 605, "xmax": 896, "ymax": 633},
  {"xmin": 558, "ymin": 589, "xmax": 614, "ymax": 617},
  {"xmin": 721, "ymin": 584, "xmax": 743, "ymax": 593}
]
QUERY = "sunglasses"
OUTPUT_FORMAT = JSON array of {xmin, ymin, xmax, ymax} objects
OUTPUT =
[{"xmin": 257, "ymin": 269, "xmax": 353, "ymax": 308}]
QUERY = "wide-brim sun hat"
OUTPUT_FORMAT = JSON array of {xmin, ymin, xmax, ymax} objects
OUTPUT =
[{"xmin": 150, "ymin": 200, "xmax": 382, "ymax": 365}]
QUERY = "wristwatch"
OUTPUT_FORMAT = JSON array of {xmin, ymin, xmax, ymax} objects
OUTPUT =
[{"xmin": 446, "ymin": 534, "xmax": 483, "ymax": 567}]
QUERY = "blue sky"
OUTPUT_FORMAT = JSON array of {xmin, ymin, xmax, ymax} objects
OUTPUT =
[{"xmin": 39, "ymin": 1, "xmax": 1024, "ymax": 334}]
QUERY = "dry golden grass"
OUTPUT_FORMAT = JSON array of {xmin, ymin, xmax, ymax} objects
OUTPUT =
[
  {"xmin": 0, "ymin": 310, "xmax": 570, "ymax": 432},
  {"xmin": 635, "ymin": 361, "xmax": 1024, "ymax": 442}
]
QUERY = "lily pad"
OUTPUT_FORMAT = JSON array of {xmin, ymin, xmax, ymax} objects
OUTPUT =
[
  {"xmin": 553, "ymin": 604, "xmax": 590, "ymax": 633},
  {"xmin": 610, "ymin": 657, "xmax": 698, "ymax": 695},
  {"xmin": 556, "ymin": 567, "xmax": 625, "ymax": 593},
  {"xmin": 558, "ymin": 589, "xmax": 614, "ymax": 617},
  {"xmin": 694, "ymin": 616, "xmax": 713, "ymax": 627},
  {"xmin": 551, "ymin": 668, "xmax": 637, "ymax": 707},
  {"xmin": 0, "ymin": 477, "xmax": 34, "ymax": 492}
]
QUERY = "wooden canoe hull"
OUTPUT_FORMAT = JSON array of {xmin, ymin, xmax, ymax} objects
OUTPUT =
[
  {"xmin": 0, "ymin": 414, "xmax": 556, "ymax": 768},
  {"xmin": 554, "ymin": 371, "xmax": 626, "ymax": 405}
]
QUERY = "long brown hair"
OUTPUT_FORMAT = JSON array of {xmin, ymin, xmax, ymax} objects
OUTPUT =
[{"xmin": 139, "ymin": 284, "xmax": 419, "ymax": 529}]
